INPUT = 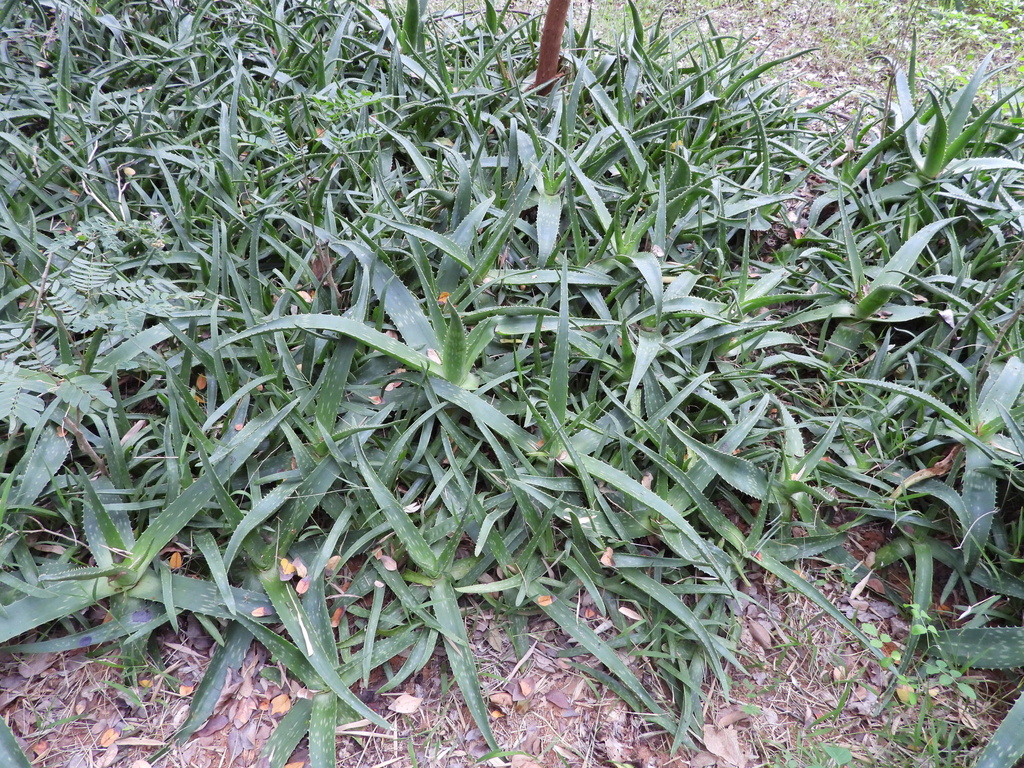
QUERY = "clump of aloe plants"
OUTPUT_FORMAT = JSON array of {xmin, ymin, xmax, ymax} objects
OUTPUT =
[{"xmin": 0, "ymin": 0, "xmax": 1022, "ymax": 766}]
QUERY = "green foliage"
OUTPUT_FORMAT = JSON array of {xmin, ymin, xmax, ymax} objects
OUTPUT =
[{"xmin": 0, "ymin": 0, "xmax": 1021, "ymax": 766}]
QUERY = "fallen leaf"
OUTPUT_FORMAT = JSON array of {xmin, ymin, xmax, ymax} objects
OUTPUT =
[
  {"xmin": 510, "ymin": 755, "xmax": 545, "ymax": 768},
  {"xmin": 194, "ymin": 714, "xmax": 229, "ymax": 738},
  {"xmin": 295, "ymin": 577, "xmax": 310, "ymax": 595},
  {"xmin": 330, "ymin": 606, "xmax": 344, "ymax": 627},
  {"xmin": 489, "ymin": 692, "xmax": 513, "ymax": 708},
  {"xmin": 195, "ymin": 374, "xmax": 207, "ymax": 390},
  {"xmin": 250, "ymin": 606, "xmax": 273, "ymax": 617},
  {"xmin": 271, "ymin": 694, "xmax": 292, "ymax": 715},
  {"xmin": 98, "ymin": 745, "xmax": 119, "ymax": 768},
  {"xmin": 326, "ymin": 555, "xmax": 342, "ymax": 573},
  {"xmin": 890, "ymin": 444, "xmax": 962, "ymax": 498},
  {"xmin": 690, "ymin": 752, "xmax": 720, "ymax": 768},
  {"xmin": 279, "ymin": 558, "xmax": 296, "ymax": 580},
  {"xmin": 389, "ymin": 694, "xmax": 422, "ymax": 714},
  {"xmin": 99, "ymin": 728, "xmax": 120, "ymax": 747},
  {"xmin": 716, "ymin": 707, "xmax": 750, "ymax": 728},
  {"xmin": 168, "ymin": 552, "xmax": 183, "ymax": 569},
  {"xmin": 179, "ymin": 685, "xmax": 194, "ymax": 696},
  {"xmin": 284, "ymin": 762, "xmax": 306, "ymax": 768},
  {"xmin": 292, "ymin": 558, "xmax": 308, "ymax": 578},
  {"xmin": 703, "ymin": 725, "xmax": 748, "ymax": 768},
  {"xmin": 600, "ymin": 547, "xmax": 615, "ymax": 567},
  {"xmin": 518, "ymin": 678, "xmax": 535, "ymax": 697},
  {"xmin": 747, "ymin": 619, "xmax": 772, "ymax": 649},
  {"xmin": 618, "ymin": 605, "xmax": 643, "ymax": 622},
  {"xmin": 31, "ymin": 742, "xmax": 48, "ymax": 757},
  {"xmin": 545, "ymin": 689, "xmax": 571, "ymax": 709},
  {"xmin": 536, "ymin": 595, "xmax": 554, "ymax": 607}
]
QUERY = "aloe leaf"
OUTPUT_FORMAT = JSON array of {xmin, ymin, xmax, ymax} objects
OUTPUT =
[
  {"xmin": 921, "ymin": 90, "xmax": 949, "ymax": 178},
  {"xmin": 548, "ymin": 262, "xmax": 571, "ymax": 432},
  {"xmin": 961, "ymin": 444, "xmax": 997, "ymax": 567},
  {"xmin": 0, "ymin": 578, "xmax": 120, "ymax": 644},
  {"xmin": 222, "ymin": 315, "xmax": 439, "ymax": 376},
  {"xmin": 0, "ymin": 717, "xmax": 30, "ymax": 768},
  {"xmin": 575, "ymin": 454, "xmax": 733, "ymax": 580},
  {"xmin": 945, "ymin": 51, "xmax": 995, "ymax": 147},
  {"xmin": 839, "ymin": 378, "xmax": 975, "ymax": 436},
  {"xmin": 932, "ymin": 627, "xmax": 1024, "ymax": 669},
  {"xmin": 261, "ymin": 572, "xmax": 388, "ymax": 728},
  {"xmin": 855, "ymin": 218, "xmax": 958, "ymax": 319},
  {"xmin": 174, "ymin": 622, "xmax": 253, "ymax": 743},
  {"xmin": 536, "ymin": 192, "xmax": 562, "ymax": 267},
  {"xmin": 8, "ymin": 425, "xmax": 70, "ymax": 509},
  {"xmin": 442, "ymin": 307, "xmax": 469, "ymax": 387},
  {"xmin": 431, "ymin": 579, "xmax": 497, "ymax": 748},
  {"xmin": 671, "ymin": 428, "xmax": 768, "ymax": 499},
  {"xmin": 539, "ymin": 588, "xmax": 669, "ymax": 726},
  {"xmin": 355, "ymin": 446, "xmax": 438, "ymax": 576},
  {"xmin": 753, "ymin": 551, "xmax": 885, "ymax": 657},
  {"xmin": 620, "ymin": 570, "xmax": 737, "ymax": 683},
  {"xmin": 261, "ymin": 696, "xmax": 314, "ymax": 766},
  {"xmin": 309, "ymin": 692, "xmax": 340, "ymax": 768},
  {"xmin": 975, "ymin": 692, "xmax": 1024, "ymax": 768},
  {"xmin": 976, "ymin": 357, "xmax": 1024, "ymax": 438},
  {"xmin": 127, "ymin": 401, "xmax": 300, "ymax": 576}
]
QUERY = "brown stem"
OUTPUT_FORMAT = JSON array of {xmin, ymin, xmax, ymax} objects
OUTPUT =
[{"xmin": 534, "ymin": 0, "xmax": 570, "ymax": 95}]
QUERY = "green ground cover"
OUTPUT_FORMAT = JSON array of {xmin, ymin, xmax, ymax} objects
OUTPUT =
[{"xmin": 1, "ymin": 0, "xmax": 1023, "ymax": 765}]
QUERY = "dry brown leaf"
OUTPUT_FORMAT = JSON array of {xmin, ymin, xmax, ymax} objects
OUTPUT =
[
  {"xmin": 326, "ymin": 555, "xmax": 342, "ymax": 573},
  {"xmin": 374, "ymin": 550, "xmax": 398, "ymax": 571},
  {"xmin": 747, "ymin": 619, "xmax": 772, "ymax": 648},
  {"xmin": 330, "ymin": 606, "xmax": 344, "ymax": 627},
  {"xmin": 279, "ymin": 558, "xmax": 296, "ymax": 580},
  {"xmin": 518, "ymin": 677, "xmax": 535, "ymax": 697},
  {"xmin": 284, "ymin": 762, "xmax": 306, "ymax": 768},
  {"xmin": 890, "ymin": 444, "xmax": 962, "ymax": 498},
  {"xmin": 618, "ymin": 605, "xmax": 643, "ymax": 622},
  {"xmin": 292, "ymin": 557, "xmax": 308, "ymax": 579},
  {"xmin": 195, "ymin": 714, "xmax": 229, "ymax": 738},
  {"xmin": 389, "ymin": 694, "xmax": 423, "ymax": 714},
  {"xmin": 99, "ymin": 727, "xmax": 120, "ymax": 747},
  {"xmin": 703, "ymin": 725, "xmax": 748, "ymax": 768},
  {"xmin": 195, "ymin": 374, "xmax": 207, "ymax": 390},
  {"xmin": 168, "ymin": 551, "xmax": 183, "ymax": 569},
  {"xmin": 97, "ymin": 745, "xmax": 119, "ymax": 768},
  {"xmin": 251, "ymin": 606, "xmax": 273, "ymax": 617},
  {"xmin": 179, "ymin": 684, "xmax": 194, "ymax": 696},
  {"xmin": 31, "ymin": 742, "xmax": 48, "ymax": 757},
  {"xmin": 690, "ymin": 751, "xmax": 720, "ymax": 768},
  {"xmin": 600, "ymin": 547, "xmax": 615, "ymax": 567},
  {"xmin": 270, "ymin": 694, "xmax": 292, "ymax": 716},
  {"xmin": 545, "ymin": 689, "xmax": 571, "ymax": 709},
  {"xmin": 295, "ymin": 577, "xmax": 310, "ymax": 595},
  {"xmin": 536, "ymin": 595, "xmax": 553, "ymax": 607},
  {"xmin": 489, "ymin": 692, "xmax": 513, "ymax": 708},
  {"xmin": 510, "ymin": 755, "xmax": 545, "ymax": 768},
  {"xmin": 716, "ymin": 707, "xmax": 751, "ymax": 728}
]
